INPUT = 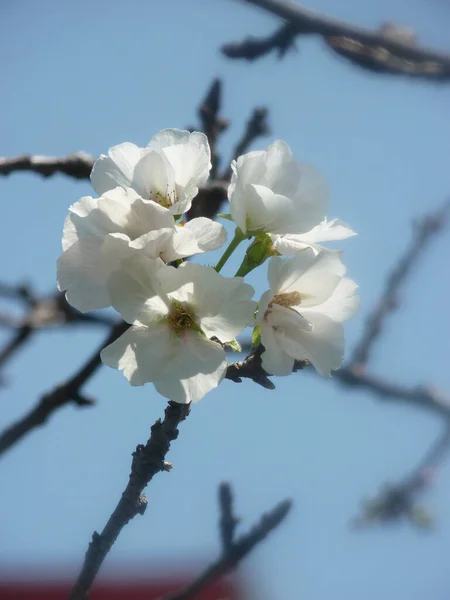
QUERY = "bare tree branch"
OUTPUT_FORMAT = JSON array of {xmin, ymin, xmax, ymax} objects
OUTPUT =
[
  {"xmin": 223, "ymin": 0, "xmax": 450, "ymax": 80},
  {"xmin": 352, "ymin": 424, "xmax": 450, "ymax": 529},
  {"xmin": 221, "ymin": 107, "xmax": 270, "ymax": 182},
  {"xmin": 0, "ymin": 320, "xmax": 129, "ymax": 457},
  {"xmin": 351, "ymin": 200, "xmax": 450, "ymax": 367},
  {"xmin": 69, "ymin": 401, "xmax": 190, "ymax": 600},
  {"xmin": 218, "ymin": 482, "xmax": 240, "ymax": 552},
  {"xmin": 165, "ymin": 486, "xmax": 292, "ymax": 600},
  {"xmin": 0, "ymin": 152, "xmax": 94, "ymax": 180},
  {"xmin": 335, "ymin": 367, "xmax": 450, "ymax": 420}
]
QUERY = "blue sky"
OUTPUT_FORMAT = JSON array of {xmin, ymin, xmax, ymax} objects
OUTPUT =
[{"xmin": 1, "ymin": 1, "xmax": 450, "ymax": 599}]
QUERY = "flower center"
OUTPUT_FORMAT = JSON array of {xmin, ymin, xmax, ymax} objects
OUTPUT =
[
  {"xmin": 265, "ymin": 291, "xmax": 302, "ymax": 323},
  {"xmin": 272, "ymin": 291, "xmax": 302, "ymax": 308},
  {"xmin": 150, "ymin": 188, "xmax": 177, "ymax": 209},
  {"xmin": 167, "ymin": 301, "xmax": 198, "ymax": 335}
]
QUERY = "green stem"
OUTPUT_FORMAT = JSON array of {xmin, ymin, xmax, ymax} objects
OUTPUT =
[
  {"xmin": 214, "ymin": 228, "xmax": 246, "ymax": 273},
  {"xmin": 234, "ymin": 259, "xmax": 258, "ymax": 278}
]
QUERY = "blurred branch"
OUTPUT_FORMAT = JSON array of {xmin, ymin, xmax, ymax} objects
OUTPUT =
[
  {"xmin": 351, "ymin": 200, "xmax": 450, "ymax": 368},
  {"xmin": 0, "ymin": 152, "xmax": 94, "ymax": 179},
  {"xmin": 0, "ymin": 286, "xmax": 116, "ymax": 381},
  {"xmin": 166, "ymin": 484, "xmax": 292, "ymax": 600},
  {"xmin": 223, "ymin": 1, "xmax": 450, "ymax": 80},
  {"xmin": 221, "ymin": 107, "xmax": 270, "ymax": 181},
  {"xmin": 196, "ymin": 78, "xmax": 229, "ymax": 180},
  {"xmin": 0, "ymin": 320, "xmax": 128, "ymax": 457},
  {"xmin": 352, "ymin": 424, "xmax": 450, "ymax": 530},
  {"xmin": 69, "ymin": 401, "xmax": 190, "ymax": 600},
  {"xmin": 218, "ymin": 482, "xmax": 240, "ymax": 552},
  {"xmin": 336, "ymin": 367, "xmax": 450, "ymax": 419}
]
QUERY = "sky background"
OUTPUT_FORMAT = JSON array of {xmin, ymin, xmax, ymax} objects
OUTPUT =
[{"xmin": 1, "ymin": 0, "xmax": 450, "ymax": 599}]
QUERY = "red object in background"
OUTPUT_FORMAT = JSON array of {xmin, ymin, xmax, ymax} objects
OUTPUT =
[{"xmin": 0, "ymin": 577, "xmax": 238, "ymax": 600}]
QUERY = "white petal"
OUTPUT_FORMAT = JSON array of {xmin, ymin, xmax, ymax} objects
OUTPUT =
[
  {"xmin": 148, "ymin": 129, "xmax": 211, "ymax": 215},
  {"xmin": 278, "ymin": 311, "xmax": 345, "ymax": 377},
  {"xmin": 161, "ymin": 228, "xmax": 200, "ymax": 262},
  {"xmin": 159, "ymin": 263, "xmax": 256, "ymax": 341},
  {"xmin": 63, "ymin": 195, "xmax": 112, "ymax": 251},
  {"xmin": 229, "ymin": 142, "xmax": 328, "ymax": 235},
  {"xmin": 100, "ymin": 323, "xmax": 178, "ymax": 385},
  {"xmin": 247, "ymin": 184, "xmax": 321, "ymax": 235},
  {"xmin": 129, "ymin": 228, "xmax": 175, "ymax": 259},
  {"xmin": 90, "ymin": 142, "xmax": 142, "ymax": 195},
  {"xmin": 107, "ymin": 254, "xmax": 168, "ymax": 324},
  {"xmin": 255, "ymin": 290, "xmax": 273, "ymax": 325},
  {"xmin": 183, "ymin": 217, "xmax": 227, "ymax": 252},
  {"xmin": 298, "ymin": 218, "xmax": 357, "ymax": 245},
  {"xmin": 131, "ymin": 150, "xmax": 175, "ymax": 201},
  {"xmin": 57, "ymin": 234, "xmax": 133, "ymax": 312},
  {"xmin": 306, "ymin": 277, "xmax": 359, "ymax": 322},
  {"xmin": 267, "ymin": 304, "xmax": 312, "ymax": 333},
  {"xmin": 63, "ymin": 188, "xmax": 142, "ymax": 251},
  {"xmin": 153, "ymin": 332, "xmax": 226, "ymax": 403},
  {"xmin": 260, "ymin": 322, "xmax": 295, "ymax": 376},
  {"xmin": 267, "ymin": 251, "xmax": 345, "ymax": 307}
]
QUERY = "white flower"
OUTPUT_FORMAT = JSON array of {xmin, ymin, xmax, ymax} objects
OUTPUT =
[
  {"xmin": 90, "ymin": 129, "xmax": 211, "ymax": 215},
  {"xmin": 100, "ymin": 256, "xmax": 257, "ymax": 403},
  {"xmin": 228, "ymin": 140, "xmax": 329, "ymax": 236},
  {"xmin": 270, "ymin": 218, "xmax": 357, "ymax": 256},
  {"xmin": 57, "ymin": 187, "xmax": 226, "ymax": 312},
  {"xmin": 256, "ymin": 250, "xmax": 359, "ymax": 377}
]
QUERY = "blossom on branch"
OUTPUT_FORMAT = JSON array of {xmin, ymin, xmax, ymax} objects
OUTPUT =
[
  {"xmin": 256, "ymin": 250, "xmax": 359, "ymax": 377},
  {"xmin": 228, "ymin": 140, "xmax": 328, "ymax": 236},
  {"xmin": 57, "ymin": 187, "xmax": 226, "ymax": 312},
  {"xmin": 91, "ymin": 129, "xmax": 211, "ymax": 215},
  {"xmin": 101, "ymin": 256, "xmax": 256, "ymax": 403}
]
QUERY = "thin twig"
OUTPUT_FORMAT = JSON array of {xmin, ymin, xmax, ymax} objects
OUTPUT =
[
  {"xmin": 224, "ymin": 0, "xmax": 450, "ymax": 80},
  {"xmin": 69, "ymin": 401, "xmax": 190, "ymax": 600},
  {"xmin": 218, "ymin": 482, "xmax": 240, "ymax": 552},
  {"xmin": 221, "ymin": 107, "xmax": 270, "ymax": 182},
  {"xmin": 351, "ymin": 200, "xmax": 450, "ymax": 367},
  {"xmin": 336, "ymin": 366, "xmax": 450, "ymax": 419},
  {"xmin": 197, "ymin": 78, "xmax": 229, "ymax": 180},
  {"xmin": 0, "ymin": 321, "xmax": 129, "ymax": 457},
  {"xmin": 352, "ymin": 424, "xmax": 450, "ymax": 528},
  {"xmin": 165, "ymin": 493, "xmax": 292, "ymax": 600}
]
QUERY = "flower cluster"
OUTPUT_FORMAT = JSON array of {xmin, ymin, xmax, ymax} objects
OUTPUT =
[{"xmin": 58, "ymin": 129, "xmax": 358, "ymax": 403}]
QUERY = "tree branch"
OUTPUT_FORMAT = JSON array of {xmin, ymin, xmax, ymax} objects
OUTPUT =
[
  {"xmin": 223, "ymin": 0, "xmax": 450, "ymax": 79},
  {"xmin": 351, "ymin": 200, "xmax": 450, "ymax": 367},
  {"xmin": 0, "ymin": 320, "xmax": 129, "ymax": 457},
  {"xmin": 165, "ymin": 485, "xmax": 292, "ymax": 600},
  {"xmin": 0, "ymin": 152, "xmax": 94, "ymax": 179},
  {"xmin": 69, "ymin": 401, "xmax": 190, "ymax": 600},
  {"xmin": 218, "ymin": 482, "xmax": 240, "ymax": 552}
]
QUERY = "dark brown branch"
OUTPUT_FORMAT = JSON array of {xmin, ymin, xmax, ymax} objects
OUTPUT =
[
  {"xmin": 351, "ymin": 200, "xmax": 450, "ymax": 367},
  {"xmin": 226, "ymin": 344, "xmax": 308, "ymax": 389},
  {"xmin": 335, "ymin": 366, "xmax": 450, "ymax": 419},
  {"xmin": 0, "ymin": 152, "xmax": 94, "ymax": 179},
  {"xmin": 165, "ymin": 494, "xmax": 292, "ymax": 600},
  {"xmin": 352, "ymin": 424, "xmax": 450, "ymax": 529},
  {"xmin": 69, "ymin": 401, "xmax": 190, "ymax": 600},
  {"xmin": 224, "ymin": 1, "xmax": 450, "ymax": 79},
  {"xmin": 197, "ymin": 78, "xmax": 229, "ymax": 180},
  {"xmin": 222, "ymin": 22, "xmax": 298, "ymax": 61},
  {"xmin": 218, "ymin": 482, "xmax": 240, "ymax": 552},
  {"xmin": 0, "ymin": 320, "xmax": 129, "ymax": 457},
  {"xmin": 221, "ymin": 107, "xmax": 270, "ymax": 182},
  {"xmin": 0, "ymin": 325, "xmax": 33, "ymax": 372}
]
